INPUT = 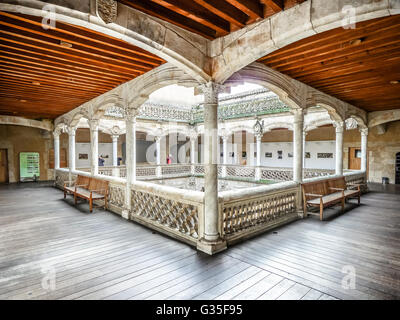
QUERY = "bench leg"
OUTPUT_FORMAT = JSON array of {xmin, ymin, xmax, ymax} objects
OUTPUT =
[
  {"xmin": 358, "ymin": 193, "xmax": 360, "ymax": 205},
  {"xmin": 319, "ymin": 203, "xmax": 323, "ymax": 221},
  {"xmin": 341, "ymin": 197, "xmax": 345, "ymax": 213},
  {"xmin": 64, "ymin": 190, "xmax": 66, "ymax": 199},
  {"xmin": 74, "ymin": 193, "xmax": 77, "ymax": 205},
  {"xmin": 89, "ymin": 198, "xmax": 93, "ymax": 213}
]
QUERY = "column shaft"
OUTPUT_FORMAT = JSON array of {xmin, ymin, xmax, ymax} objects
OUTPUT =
[
  {"xmin": 68, "ymin": 129, "xmax": 76, "ymax": 171},
  {"xmin": 89, "ymin": 121, "xmax": 99, "ymax": 176},
  {"xmin": 361, "ymin": 129, "xmax": 368, "ymax": 172},
  {"xmin": 293, "ymin": 110, "xmax": 304, "ymax": 183},
  {"xmin": 203, "ymin": 83, "xmax": 220, "ymax": 242},
  {"xmin": 335, "ymin": 122, "xmax": 344, "ymax": 175},
  {"xmin": 54, "ymin": 133, "xmax": 60, "ymax": 170}
]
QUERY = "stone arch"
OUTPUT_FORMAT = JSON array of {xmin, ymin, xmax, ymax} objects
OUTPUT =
[
  {"xmin": 1, "ymin": 0, "xmax": 209, "ymax": 83},
  {"xmin": 226, "ymin": 63, "xmax": 306, "ymax": 110},
  {"xmin": 264, "ymin": 122, "xmax": 293, "ymax": 132},
  {"xmin": 0, "ymin": 115, "xmax": 53, "ymax": 131},
  {"xmin": 214, "ymin": 0, "xmax": 399, "ymax": 83},
  {"xmin": 306, "ymin": 89, "xmax": 345, "ymax": 123}
]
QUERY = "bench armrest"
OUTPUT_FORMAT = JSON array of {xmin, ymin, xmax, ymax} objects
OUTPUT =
[
  {"xmin": 329, "ymin": 187, "xmax": 344, "ymax": 191},
  {"xmin": 63, "ymin": 180, "xmax": 75, "ymax": 187},
  {"xmin": 90, "ymin": 189, "xmax": 107, "ymax": 194},
  {"xmin": 347, "ymin": 184, "xmax": 361, "ymax": 191}
]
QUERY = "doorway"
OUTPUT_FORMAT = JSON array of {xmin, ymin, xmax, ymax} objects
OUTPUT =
[
  {"xmin": 348, "ymin": 147, "xmax": 361, "ymax": 170},
  {"xmin": 0, "ymin": 149, "xmax": 9, "ymax": 183}
]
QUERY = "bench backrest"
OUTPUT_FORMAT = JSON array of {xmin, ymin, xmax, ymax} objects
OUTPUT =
[
  {"xmin": 302, "ymin": 176, "xmax": 347, "ymax": 200},
  {"xmin": 88, "ymin": 177, "xmax": 109, "ymax": 195},
  {"xmin": 76, "ymin": 175, "xmax": 90, "ymax": 188},
  {"xmin": 302, "ymin": 180, "xmax": 329, "ymax": 197},
  {"xmin": 326, "ymin": 176, "xmax": 347, "ymax": 191}
]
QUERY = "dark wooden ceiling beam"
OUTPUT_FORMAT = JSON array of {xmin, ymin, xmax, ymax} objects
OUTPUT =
[
  {"xmin": 260, "ymin": 0, "xmax": 284, "ymax": 13},
  {"xmin": 0, "ymin": 24, "xmax": 155, "ymax": 72},
  {"xmin": 0, "ymin": 34, "xmax": 147, "ymax": 76},
  {"xmin": 150, "ymin": 0, "xmax": 231, "ymax": 35},
  {"xmin": 118, "ymin": 0, "xmax": 217, "ymax": 39},
  {"xmin": 225, "ymin": 0, "xmax": 263, "ymax": 20},
  {"xmin": 192, "ymin": 0, "xmax": 249, "ymax": 28},
  {"xmin": 0, "ymin": 42, "xmax": 137, "ymax": 80},
  {"xmin": 0, "ymin": 51, "xmax": 132, "ymax": 83},
  {"xmin": 0, "ymin": 11, "xmax": 164, "ymax": 64}
]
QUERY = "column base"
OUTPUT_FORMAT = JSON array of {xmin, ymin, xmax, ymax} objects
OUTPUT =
[
  {"xmin": 197, "ymin": 238, "xmax": 227, "ymax": 255},
  {"xmin": 121, "ymin": 209, "xmax": 130, "ymax": 220}
]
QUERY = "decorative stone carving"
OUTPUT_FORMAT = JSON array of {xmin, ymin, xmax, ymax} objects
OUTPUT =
[
  {"xmin": 96, "ymin": 0, "xmax": 117, "ymax": 24},
  {"xmin": 253, "ymin": 119, "xmax": 264, "ymax": 139},
  {"xmin": 345, "ymin": 118, "xmax": 358, "ymax": 130}
]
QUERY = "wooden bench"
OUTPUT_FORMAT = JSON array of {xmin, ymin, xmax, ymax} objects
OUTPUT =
[
  {"xmin": 64, "ymin": 175, "xmax": 109, "ymax": 212},
  {"xmin": 302, "ymin": 176, "xmax": 362, "ymax": 220}
]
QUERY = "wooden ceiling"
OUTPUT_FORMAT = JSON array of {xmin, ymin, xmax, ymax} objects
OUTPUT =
[
  {"xmin": 258, "ymin": 15, "xmax": 400, "ymax": 112},
  {"xmin": 0, "ymin": 11, "xmax": 165, "ymax": 119},
  {"xmin": 118, "ymin": 0, "xmax": 306, "ymax": 39}
]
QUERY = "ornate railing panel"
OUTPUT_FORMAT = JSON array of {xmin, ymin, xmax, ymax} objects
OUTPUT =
[
  {"xmin": 161, "ymin": 164, "xmax": 191, "ymax": 177},
  {"xmin": 136, "ymin": 165, "xmax": 157, "ymax": 178},
  {"xmin": 219, "ymin": 182, "xmax": 300, "ymax": 243},
  {"xmin": 226, "ymin": 165, "xmax": 255, "ymax": 179},
  {"xmin": 344, "ymin": 171, "xmax": 368, "ymax": 193},
  {"xmin": 130, "ymin": 181, "xmax": 203, "ymax": 245}
]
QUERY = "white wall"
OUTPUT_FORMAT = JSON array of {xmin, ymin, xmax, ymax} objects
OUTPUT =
[
  {"xmin": 260, "ymin": 141, "xmax": 336, "ymax": 169},
  {"xmin": 76, "ymin": 142, "xmax": 113, "ymax": 168}
]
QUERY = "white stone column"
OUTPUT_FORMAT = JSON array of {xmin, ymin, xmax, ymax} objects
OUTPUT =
[
  {"xmin": 292, "ymin": 109, "xmax": 304, "ymax": 183},
  {"xmin": 221, "ymin": 135, "xmax": 228, "ymax": 178},
  {"xmin": 156, "ymin": 136, "xmax": 162, "ymax": 178},
  {"xmin": 302, "ymin": 130, "xmax": 307, "ymax": 172},
  {"xmin": 112, "ymin": 135, "xmax": 119, "ymax": 167},
  {"xmin": 335, "ymin": 121, "xmax": 344, "ymax": 176},
  {"xmin": 190, "ymin": 135, "xmax": 196, "ymax": 175},
  {"xmin": 255, "ymin": 134, "xmax": 262, "ymax": 181},
  {"xmin": 53, "ymin": 130, "xmax": 60, "ymax": 170},
  {"xmin": 360, "ymin": 128, "xmax": 368, "ymax": 172},
  {"xmin": 89, "ymin": 120, "xmax": 99, "ymax": 176},
  {"xmin": 197, "ymin": 82, "xmax": 226, "ymax": 255},
  {"xmin": 68, "ymin": 127, "xmax": 76, "ymax": 171},
  {"xmin": 123, "ymin": 112, "xmax": 136, "ymax": 218}
]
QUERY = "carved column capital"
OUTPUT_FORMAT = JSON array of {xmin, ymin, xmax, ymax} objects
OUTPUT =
[
  {"xmin": 360, "ymin": 127, "xmax": 368, "ymax": 136},
  {"xmin": 124, "ymin": 107, "xmax": 137, "ymax": 123},
  {"xmin": 88, "ymin": 119, "xmax": 100, "ymax": 131},
  {"xmin": 198, "ymin": 82, "xmax": 226, "ymax": 104},
  {"xmin": 333, "ymin": 121, "xmax": 345, "ymax": 133},
  {"xmin": 291, "ymin": 108, "xmax": 304, "ymax": 123},
  {"xmin": 66, "ymin": 126, "xmax": 76, "ymax": 136}
]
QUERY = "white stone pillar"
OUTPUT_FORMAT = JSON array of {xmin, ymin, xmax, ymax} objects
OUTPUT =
[
  {"xmin": 156, "ymin": 136, "xmax": 162, "ymax": 178},
  {"xmin": 53, "ymin": 131, "xmax": 60, "ymax": 170},
  {"xmin": 89, "ymin": 120, "xmax": 99, "ymax": 176},
  {"xmin": 123, "ymin": 112, "xmax": 136, "ymax": 217},
  {"xmin": 292, "ymin": 109, "xmax": 304, "ymax": 183},
  {"xmin": 255, "ymin": 134, "xmax": 262, "ymax": 180},
  {"xmin": 190, "ymin": 135, "xmax": 196, "ymax": 175},
  {"xmin": 221, "ymin": 135, "xmax": 228, "ymax": 178},
  {"xmin": 197, "ymin": 82, "xmax": 226, "ymax": 255},
  {"xmin": 112, "ymin": 135, "xmax": 119, "ymax": 167},
  {"xmin": 335, "ymin": 121, "xmax": 344, "ymax": 176},
  {"xmin": 68, "ymin": 127, "xmax": 76, "ymax": 171},
  {"xmin": 360, "ymin": 128, "xmax": 368, "ymax": 172},
  {"xmin": 302, "ymin": 130, "xmax": 307, "ymax": 173}
]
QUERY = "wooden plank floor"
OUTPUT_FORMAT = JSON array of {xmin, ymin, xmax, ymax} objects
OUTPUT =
[{"xmin": 0, "ymin": 183, "xmax": 399, "ymax": 300}]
